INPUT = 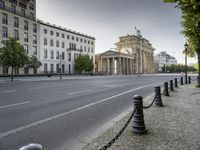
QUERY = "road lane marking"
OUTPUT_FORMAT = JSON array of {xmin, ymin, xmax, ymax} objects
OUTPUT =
[
  {"xmin": 66, "ymin": 89, "xmax": 91, "ymax": 95},
  {"xmin": 1, "ymin": 90, "xmax": 16, "ymax": 94},
  {"xmin": 0, "ymin": 83, "xmax": 161, "ymax": 139},
  {"xmin": 0, "ymin": 101, "xmax": 31, "ymax": 109}
]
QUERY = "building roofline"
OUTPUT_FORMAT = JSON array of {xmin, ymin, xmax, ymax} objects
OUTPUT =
[{"xmin": 37, "ymin": 19, "xmax": 95, "ymax": 40}]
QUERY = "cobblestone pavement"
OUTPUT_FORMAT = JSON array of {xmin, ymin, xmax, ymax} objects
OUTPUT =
[{"xmin": 83, "ymin": 83, "xmax": 200, "ymax": 150}]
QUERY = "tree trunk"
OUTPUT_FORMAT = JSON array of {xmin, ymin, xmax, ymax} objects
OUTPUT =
[
  {"xmin": 198, "ymin": 51, "xmax": 200, "ymax": 87},
  {"xmin": 11, "ymin": 66, "xmax": 14, "ymax": 82}
]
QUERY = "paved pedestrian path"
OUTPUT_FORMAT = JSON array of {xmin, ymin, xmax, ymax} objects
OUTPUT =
[{"xmin": 83, "ymin": 83, "xmax": 200, "ymax": 150}]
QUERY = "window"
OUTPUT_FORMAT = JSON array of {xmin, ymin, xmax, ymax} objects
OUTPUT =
[
  {"xmin": 2, "ymin": 27, "xmax": 8, "ymax": 38},
  {"xmin": 84, "ymin": 39, "xmax": 86, "ymax": 43},
  {"xmin": 33, "ymin": 46, "xmax": 37, "ymax": 55},
  {"xmin": 80, "ymin": 39, "xmax": 83, "ymax": 42},
  {"xmin": 14, "ymin": 30, "xmax": 19, "ymax": 39},
  {"xmin": 11, "ymin": 5, "xmax": 16, "ymax": 13},
  {"xmin": 21, "ymin": 9, "xmax": 25, "ymax": 17},
  {"xmin": 68, "ymin": 53, "xmax": 71, "ymax": 61},
  {"xmin": 33, "ymin": 35, "xmax": 37, "ymax": 44},
  {"xmin": 67, "ymin": 35, "xmax": 70, "ymax": 39},
  {"xmin": 56, "ymin": 32, "xmax": 59, "ymax": 37},
  {"xmin": 62, "ymin": 52, "xmax": 65, "ymax": 60},
  {"xmin": 62, "ymin": 41, "xmax": 65, "ymax": 48},
  {"xmin": 88, "ymin": 47, "xmax": 90, "ymax": 53},
  {"xmin": 76, "ymin": 37, "xmax": 79, "ymax": 42},
  {"xmin": 91, "ymin": 41, "xmax": 94, "ymax": 45},
  {"xmin": 44, "ymin": 38, "xmax": 47, "ymax": 45},
  {"xmin": 72, "ymin": 36, "xmax": 74, "ymax": 40},
  {"xmin": 80, "ymin": 46, "xmax": 83, "ymax": 51},
  {"xmin": 84, "ymin": 46, "xmax": 86, "ymax": 52},
  {"xmin": 24, "ymin": 20, "xmax": 28, "ymax": 30},
  {"xmin": 62, "ymin": 64, "xmax": 65, "ymax": 73},
  {"xmin": 0, "ymin": 1, "xmax": 5, "ymax": 9},
  {"xmin": 33, "ymin": 23, "xmax": 37, "ymax": 33},
  {"xmin": 50, "ymin": 50, "xmax": 54, "ymax": 59},
  {"xmin": 44, "ymin": 63, "xmax": 48, "ymax": 73},
  {"xmin": 56, "ymin": 51, "xmax": 59, "ymax": 59},
  {"xmin": 88, "ymin": 40, "xmax": 90, "ymax": 44},
  {"xmin": 56, "ymin": 41, "xmax": 59, "ymax": 47},
  {"xmin": 44, "ymin": 29, "xmax": 47, "ymax": 34},
  {"xmin": 24, "ymin": 44, "xmax": 28, "ymax": 54},
  {"xmin": 50, "ymin": 39, "xmax": 54, "ymax": 46},
  {"xmin": 50, "ymin": 64, "xmax": 54, "ymax": 72},
  {"xmin": 14, "ymin": 17, "xmax": 19, "ymax": 28},
  {"xmin": 56, "ymin": 64, "xmax": 59, "ymax": 73},
  {"xmin": 62, "ymin": 34, "xmax": 65, "ymax": 38},
  {"xmin": 44, "ymin": 49, "xmax": 48, "ymax": 58},
  {"xmin": 50, "ymin": 31, "xmax": 54, "ymax": 36},
  {"xmin": 30, "ymin": 3, "xmax": 34, "ymax": 10},
  {"xmin": 2, "ymin": 13, "xmax": 8, "ymax": 24},
  {"xmin": 24, "ymin": 33, "xmax": 28, "ymax": 42},
  {"xmin": 91, "ymin": 48, "xmax": 94, "ymax": 53}
]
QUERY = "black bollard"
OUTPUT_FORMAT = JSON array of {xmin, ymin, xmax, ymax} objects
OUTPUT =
[
  {"xmin": 19, "ymin": 144, "xmax": 45, "ymax": 150},
  {"xmin": 174, "ymin": 78, "xmax": 178, "ymax": 88},
  {"xmin": 132, "ymin": 95, "xmax": 146, "ymax": 134},
  {"xmin": 188, "ymin": 76, "xmax": 191, "ymax": 84},
  {"xmin": 170, "ymin": 80, "xmax": 174, "ymax": 91},
  {"xmin": 154, "ymin": 86, "xmax": 163, "ymax": 107},
  {"xmin": 163, "ymin": 82, "xmax": 169, "ymax": 96},
  {"xmin": 180, "ymin": 77, "xmax": 183, "ymax": 85}
]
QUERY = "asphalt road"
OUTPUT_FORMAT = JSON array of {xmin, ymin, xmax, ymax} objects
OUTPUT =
[{"xmin": 0, "ymin": 75, "xmax": 187, "ymax": 150}]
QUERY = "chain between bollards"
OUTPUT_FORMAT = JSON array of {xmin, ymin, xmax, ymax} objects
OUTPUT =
[{"xmin": 100, "ymin": 107, "xmax": 136, "ymax": 150}]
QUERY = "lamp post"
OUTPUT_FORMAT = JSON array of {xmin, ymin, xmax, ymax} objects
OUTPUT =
[
  {"xmin": 184, "ymin": 42, "xmax": 188, "ymax": 84},
  {"xmin": 60, "ymin": 54, "xmax": 62, "ymax": 80}
]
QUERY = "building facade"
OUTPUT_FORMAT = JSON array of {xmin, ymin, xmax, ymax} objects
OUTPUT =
[
  {"xmin": 154, "ymin": 51, "xmax": 177, "ymax": 72},
  {"xmin": 38, "ymin": 20, "xmax": 95, "ymax": 74},
  {"xmin": 0, "ymin": 0, "xmax": 38, "ymax": 74},
  {"xmin": 115, "ymin": 34, "xmax": 155, "ymax": 74},
  {"xmin": 95, "ymin": 50, "xmax": 135, "ymax": 75}
]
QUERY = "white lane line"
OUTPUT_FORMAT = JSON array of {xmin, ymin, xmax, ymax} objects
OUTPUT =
[
  {"xmin": 0, "ymin": 83, "xmax": 160, "ymax": 139},
  {"xmin": 0, "ymin": 101, "xmax": 31, "ymax": 109},
  {"xmin": 66, "ymin": 89, "xmax": 91, "ymax": 95},
  {"xmin": 1, "ymin": 90, "xmax": 17, "ymax": 94}
]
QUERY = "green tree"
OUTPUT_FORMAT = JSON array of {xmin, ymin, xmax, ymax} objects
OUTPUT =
[
  {"xmin": 26, "ymin": 55, "xmax": 42, "ymax": 74},
  {"xmin": 163, "ymin": 0, "xmax": 200, "ymax": 87},
  {"xmin": 0, "ymin": 37, "xmax": 28, "ymax": 81},
  {"xmin": 74, "ymin": 54, "xmax": 94, "ymax": 74}
]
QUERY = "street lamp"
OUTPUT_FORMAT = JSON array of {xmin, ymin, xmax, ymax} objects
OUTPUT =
[
  {"xmin": 59, "ymin": 54, "xmax": 62, "ymax": 80},
  {"xmin": 184, "ymin": 42, "xmax": 188, "ymax": 84}
]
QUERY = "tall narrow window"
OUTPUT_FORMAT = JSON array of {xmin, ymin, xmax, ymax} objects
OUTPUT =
[
  {"xmin": 44, "ymin": 49, "xmax": 48, "ymax": 58},
  {"xmin": 11, "ymin": 5, "xmax": 16, "ymax": 13},
  {"xmin": 44, "ymin": 29, "xmax": 47, "ymax": 34},
  {"xmin": 56, "ymin": 41, "xmax": 59, "ymax": 47},
  {"xmin": 51, "ymin": 50, "xmax": 54, "ymax": 59},
  {"xmin": 50, "ymin": 31, "xmax": 54, "ymax": 36},
  {"xmin": 62, "ymin": 52, "xmax": 65, "ymax": 60},
  {"xmin": 44, "ymin": 63, "xmax": 48, "ymax": 73},
  {"xmin": 50, "ymin": 64, "xmax": 54, "ymax": 73},
  {"xmin": 62, "ymin": 41, "xmax": 65, "ymax": 48},
  {"xmin": 33, "ymin": 23, "xmax": 37, "ymax": 33},
  {"xmin": 2, "ymin": 27, "xmax": 8, "ymax": 38},
  {"xmin": 33, "ymin": 35, "xmax": 37, "ymax": 44},
  {"xmin": 0, "ymin": 1, "xmax": 5, "ymax": 9},
  {"xmin": 14, "ymin": 17, "xmax": 19, "ymax": 28},
  {"xmin": 50, "ymin": 39, "xmax": 54, "ymax": 46},
  {"xmin": 2, "ymin": 13, "xmax": 8, "ymax": 24},
  {"xmin": 24, "ymin": 20, "xmax": 28, "ymax": 30},
  {"xmin": 14, "ymin": 30, "xmax": 19, "ymax": 39},
  {"xmin": 24, "ymin": 44, "xmax": 29, "ymax": 54},
  {"xmin": 44, "ymin": 38, "xmax": 47, "ymax": 45},
  {"xmin": 24, "ymin": 33, "xmax": 28, "ymax": 42},
  {"xmin": 56, "ymin": 51, "xmax": 59, "ymax": 60},
  {"xmin": 33, "ymin": 46, "xmax": 37, "ymax": 55},
  {"xmin": 21, "ymin": 8, "xmax": 25, "ymax": 17}
]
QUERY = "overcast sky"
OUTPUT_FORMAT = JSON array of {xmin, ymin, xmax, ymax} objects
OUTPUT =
[{"xmin": 36, "ymin": 0, "xmax": 197, "ymax": 64}]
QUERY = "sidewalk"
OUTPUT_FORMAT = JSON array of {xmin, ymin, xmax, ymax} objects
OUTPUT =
[{"xmin": 83, "ymin": 83, "xmax": 200, "ymax": 150}]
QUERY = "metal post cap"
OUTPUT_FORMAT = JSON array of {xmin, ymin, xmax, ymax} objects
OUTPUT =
[
  {"xmin": 19, "ymin": 144, "xmax": 45, "ymax": 150},
  {"xmin": 133, "ymin": 95, "xmax": 142, "ymax": 99}
]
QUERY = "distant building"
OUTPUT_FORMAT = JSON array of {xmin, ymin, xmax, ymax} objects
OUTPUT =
[
  {"xmin": 154, "ymin": 51, "xmax": 177, "ymax": 72},
  {"xmin": 37, "ymin": 20, "xmax": 95, "ymax": 74},
  {"xmin": 0, "ymin": 0, "xmax": 38, "ymax": 74}
]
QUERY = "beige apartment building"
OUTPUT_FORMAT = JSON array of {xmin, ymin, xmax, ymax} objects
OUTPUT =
[{"xmin": 0, "ymin": 0, "xmax": 38, "ymax": 74}]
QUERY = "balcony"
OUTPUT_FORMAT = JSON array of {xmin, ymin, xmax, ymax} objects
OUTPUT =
[
  {"xmin": 67, "ymin": 48, "xmax": 83, "ymax": 52},
  {"xmin": 0, "ymin": 5, "xmax": 35, "ymax": 21}
]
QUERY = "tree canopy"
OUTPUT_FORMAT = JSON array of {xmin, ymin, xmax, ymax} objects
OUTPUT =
[
  {"xmin": 163, "ymin": 0, "xmax": 200, "ymax": 86},
  {"xmin": 0, "ymin": 37, "xmax": 28, "ymax": 81},
  {"xmin": 26, "ymin": 55, "xmax": 42, "ymax": 74},
  {"xmin": 74, "ymin": 54, "xmax": 94, "ymax": 74}
]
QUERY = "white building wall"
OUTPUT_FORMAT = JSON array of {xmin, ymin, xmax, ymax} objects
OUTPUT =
[{"xmin": 38, "ymin": 21, "xmax": 95, "ymax": 74}]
